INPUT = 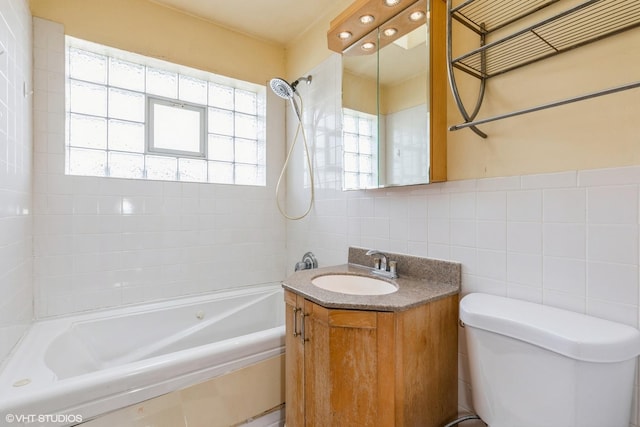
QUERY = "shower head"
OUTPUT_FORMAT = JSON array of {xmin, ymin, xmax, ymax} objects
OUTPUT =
[
  {"xmin": 270, "ymin": 78, "xmax": 295, "ymax": 100},
  {"xmin": 269, "ymin": 75, "xmax": 312, "ymax": 100}
]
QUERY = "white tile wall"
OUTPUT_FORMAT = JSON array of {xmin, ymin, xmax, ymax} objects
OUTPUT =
[
  {"xmin": 287, "ymin": 55, "xmax": 640, "ymax": 426},
  {"xmin": 0, "ymin": 0, "xmax": 32, "ymax": 362},
  {"xmin": 32, "ymin": 19, "xmax": 287, "ymax": 317}
]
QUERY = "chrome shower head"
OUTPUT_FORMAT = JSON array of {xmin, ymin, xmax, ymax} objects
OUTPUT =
[
  {"xmin": 270, "ymin": 77, "xmax": 295, "ymax": 100},
  {"xmin": 269, "ymin": 75, "xmax": 312, "ymax": 99}
]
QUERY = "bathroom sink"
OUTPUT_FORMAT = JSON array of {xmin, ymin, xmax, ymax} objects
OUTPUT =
[{"xmin": 311, "ymin": 274, "xmax": 398, "ymax": 295}]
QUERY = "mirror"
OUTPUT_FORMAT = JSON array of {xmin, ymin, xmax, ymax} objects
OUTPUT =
[{"xmin": 339, "ymin": 0, "xmax": 446, "ymax": 190}]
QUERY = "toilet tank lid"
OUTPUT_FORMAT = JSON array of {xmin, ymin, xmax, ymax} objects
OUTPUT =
[{"xmin": 460, "ymin": 293, "xmax": 640, "ymax": 363}]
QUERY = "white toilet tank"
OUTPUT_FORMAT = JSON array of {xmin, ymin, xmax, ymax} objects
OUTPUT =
[{"xmin": 460, "ymin": 293, "xmax": 640, "ymax": 427}]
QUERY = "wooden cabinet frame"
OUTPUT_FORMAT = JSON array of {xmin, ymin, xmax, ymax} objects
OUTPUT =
[{"xmin": 285, "ymin": 290, "xmax": 458, "ymax": 427}]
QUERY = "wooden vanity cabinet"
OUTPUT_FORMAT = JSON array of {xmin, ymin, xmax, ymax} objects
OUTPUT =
[{"xmin": 284, "ymin": 290, "xmax": 458, "ymax": 427}]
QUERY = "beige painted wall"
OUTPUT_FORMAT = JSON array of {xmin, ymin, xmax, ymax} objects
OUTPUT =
[
  {"xmin": 342, "ymin": 72, "xmax": 427, "ymax": 116},
  {"xmin": 446, "ymin": 21, "xmax": 640, "ymax": 180},
  {"xmin": 381, "ymin": 73, "xmax": 427, "ymax": 115},
  {"xmin": 284, "ymin": 1, "xmax": 349, "ymax": 82},
  {"xmin": 29, "ymin": 0, "xmax": 285, "ymax": 86},
  {"xmin": 343, "ymin": 70, "xmax": 377, "ymax": 115}
]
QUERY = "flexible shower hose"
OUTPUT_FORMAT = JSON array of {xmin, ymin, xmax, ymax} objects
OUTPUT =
[{"xmin": 275, "ymin": 94, "xmax": 314, "ymax": 220}]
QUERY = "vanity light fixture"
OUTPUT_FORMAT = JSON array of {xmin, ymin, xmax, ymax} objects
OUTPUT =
[
  {"xmin": 382, "ymin": 27, "xmax": 398, "ymax": 37},
  {"xmin": 360, "ymin": 14, "xmax": 375, "ymax": 24},
  {"xmin": 409, "ymin": 10, "xmax": 425, "ymax": 21},
  {"xmin": 327, "ymin": 0, "xmax": 421, "ymax": 53},
  {"xmin": 361, "ymin": 41, "xmax": 376, "ymax": 50}
]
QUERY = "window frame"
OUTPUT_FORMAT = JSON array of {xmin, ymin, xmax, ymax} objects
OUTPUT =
[{"xmin": 146, "ymin": 95, "xmax": 207, "ymax": 159}]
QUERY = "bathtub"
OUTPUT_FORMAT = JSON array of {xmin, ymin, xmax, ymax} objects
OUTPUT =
[{"xmin": 0, "ymin": 284, "xmax": 285, "ymax": 426}]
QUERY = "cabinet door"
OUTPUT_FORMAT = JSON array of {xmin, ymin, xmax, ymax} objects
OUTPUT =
[
  {"xmin": 284, "ymin": 291, "xmax": 305, "ymax": 427},
  {"xmin": 305, "ymin": 302, "xmax": 392, "ymax": 427},
  {"xmin": 302, "ymin": 299, "xmax": 330, "ymax": 427}
]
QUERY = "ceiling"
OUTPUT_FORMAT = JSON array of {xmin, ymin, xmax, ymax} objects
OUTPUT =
[{"xmin": 149, "ymin": 0, "xmax": 351, "ymax": 45}]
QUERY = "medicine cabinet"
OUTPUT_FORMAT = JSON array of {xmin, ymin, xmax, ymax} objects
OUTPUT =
[{"xmin": 329, "ymin": 0, "xmax": 448, "ymax": 190}]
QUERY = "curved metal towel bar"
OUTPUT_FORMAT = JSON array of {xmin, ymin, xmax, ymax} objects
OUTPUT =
[{"xmin": 449, "ymin": 80, "xmax": 640, "ymax": 131}]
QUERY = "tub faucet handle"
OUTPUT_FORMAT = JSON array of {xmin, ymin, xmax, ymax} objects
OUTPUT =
[{"xmin": 295, "ymin": 251, "xmax": 318, "ymax": 271}]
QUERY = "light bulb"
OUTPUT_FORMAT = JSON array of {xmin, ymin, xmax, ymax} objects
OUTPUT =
[
  {"xmin": 409, "ymin": 11, "xmax": 425, "ymax": 21},
  {"xmin": 383, "ymin": 28, "xmax": 398, "ymax": 37},
  {"xmin": 338, "ymin": 31, "xmax": 352, "ymax": 40},
  {"xmin": 362, "ymin": 42, "xmax": 376, "ymax": 50},
  {"xmin": 360, "ymin": 14, "xmax": 375, "ymax": 24},
  {"xmin": 384, "ymin": 0, "xmax": 401, "ymax": 5}
]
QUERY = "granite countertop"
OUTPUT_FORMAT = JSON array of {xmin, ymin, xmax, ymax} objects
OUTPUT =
[{"xmin": 282, "ymin": 248, "xmax": 461, "ymax": 312}]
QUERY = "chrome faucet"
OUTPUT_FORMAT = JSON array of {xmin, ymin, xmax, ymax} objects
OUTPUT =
[
  {"xmin": 365, "ymin": 249, "xmax": 398, "ymax": 279},
  {"xmin": 366, "ymin": 249, "xmax": 388, "ymax": 271}
]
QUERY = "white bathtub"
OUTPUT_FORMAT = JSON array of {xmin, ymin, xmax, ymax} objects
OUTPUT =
[{"xmin": 0, "ymin": 284, "xmax": 285, "ymax": 426}]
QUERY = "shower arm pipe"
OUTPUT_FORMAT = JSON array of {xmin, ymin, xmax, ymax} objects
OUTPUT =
[
  {"xmin": 275, "ymin": 92, "xmax": 315, "ymax": 220},
  {"xmin": 290, "ymin": 76, "xmax": 312, "ymax": 92}
]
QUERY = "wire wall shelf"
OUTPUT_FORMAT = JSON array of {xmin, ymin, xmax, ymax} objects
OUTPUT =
[{"xmin": 447, "ymin": 0, "xmax": 640, "ymax": 137}]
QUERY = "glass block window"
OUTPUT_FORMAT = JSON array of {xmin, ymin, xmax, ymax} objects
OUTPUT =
[
  {"xmin": 343, "ymin": 109, "xmax": 378, "ymax": 190},
  {"xmin": 65, "ymin": 37, "xmax": 266, "ymax": 185}
]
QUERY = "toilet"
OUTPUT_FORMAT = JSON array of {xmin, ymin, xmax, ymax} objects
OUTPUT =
[{"xmin": 460, "ymin": 293, "xmax": 640, "ymax": 427}]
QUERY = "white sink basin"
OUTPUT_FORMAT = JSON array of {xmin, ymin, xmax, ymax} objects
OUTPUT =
[{"xmin": 311, "ymin": 274, "xmax": 398, "ymax": 295}]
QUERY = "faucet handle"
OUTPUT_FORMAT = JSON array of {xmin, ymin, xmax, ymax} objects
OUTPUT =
[{"xmin": 389, "ymin": 260, "xmax": 397, "ymax": 276}]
